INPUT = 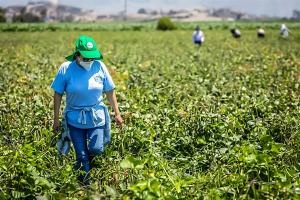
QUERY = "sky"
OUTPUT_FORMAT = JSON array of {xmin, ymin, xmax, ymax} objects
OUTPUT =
[{"xmin": 0, "ymin": 0, "xmax": 299, "ymax": 17}]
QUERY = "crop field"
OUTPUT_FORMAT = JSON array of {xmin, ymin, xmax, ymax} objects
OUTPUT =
[{"xmin": 0, "ymin": 24, "xmax": 300, "ymax": 199}]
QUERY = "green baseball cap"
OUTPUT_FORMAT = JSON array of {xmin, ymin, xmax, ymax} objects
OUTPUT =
[{"xmin": 65, "ymin": 35, "xmax": 103, "ymax": 61}]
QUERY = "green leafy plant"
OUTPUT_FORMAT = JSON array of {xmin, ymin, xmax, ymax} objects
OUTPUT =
[
  {"xmin": 0, "ymin": 25, "xmax": 300, "ymax": 199},
  {"xmin": 156, "ymin": 17, "xmax": 176, "ymax": 31}
]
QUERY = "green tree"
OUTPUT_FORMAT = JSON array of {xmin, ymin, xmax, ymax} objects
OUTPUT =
[
  {"xmin": 13, "ymin": 12, "xmax": 42, "ymax": 22},
  {"xmin": 156, "ymin": 17, "xmax": 176, "ymax": 31},
  {"xmin": 0, "ymin": 7, "xmax": 6, "ymax": 22},
  {"xmin": 12, "ymin": 7, "xmax": 42, "ymax": 23}
]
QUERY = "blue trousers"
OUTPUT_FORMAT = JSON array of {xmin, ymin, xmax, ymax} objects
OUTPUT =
[{"xmin": 68, "ymin": 124, "xmax": 105, "ymax": 177}]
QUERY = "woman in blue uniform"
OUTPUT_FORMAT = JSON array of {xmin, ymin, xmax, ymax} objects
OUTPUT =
[{"xmin": 51, "ymin": 35, "xmax": 123, "ymax": 185}]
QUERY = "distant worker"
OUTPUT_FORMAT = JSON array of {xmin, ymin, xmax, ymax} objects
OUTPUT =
[
  {"xmin": 257, "ymin": 28, "xmax": 265, "ymax": 38},
  {"xmin": 230, "ymin": 28, "xmax": 241, "ymax": 38},
  {"xmin": 193, "ymin": 26, "xmax": 205, "ymax": 47},
  {"xmin": 280, "ymin": 24, "xmax": 289, "ymax": 38}
]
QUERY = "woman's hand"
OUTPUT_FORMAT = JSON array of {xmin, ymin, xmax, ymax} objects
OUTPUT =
[
  {"xmin": 106, "ymin": 90, "xmax": 124, "ymax": 127},
  {"xmin": 53, "ymin": 119, "xmax": 60, "ymax": 133},
  {"xmin": 115, "ymin": 114, "xmax": 123, "ymax": 127}
]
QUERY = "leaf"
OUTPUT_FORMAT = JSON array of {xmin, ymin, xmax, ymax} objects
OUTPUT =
[
  {"xmin": 34, "ymin": 177, "xmax": 56, "ymax": 189},
  {"xmin": 120, "ymin": 156, "xmax": 144, "ymax": 169},
  {"xmin": 149, "ymin": 179, "xmax": 161, "ymax": 196},
  {"xmin": 196, "ymin": 138, "xmax": 206, "ymax": 145},
  {"xmin": 245, "ymin": 154, "xmax": 257, "ymax": 163},
  {"xmin": 105, "ymin": 185, "xmax": 117, "ymax": 197},
  {"xmin": 130, "ymin": 180, "xmax": 148, "ymax": 191},
  {"xmin": 12, "ymin": 191, "xmax": 25, "ymax": 199}
]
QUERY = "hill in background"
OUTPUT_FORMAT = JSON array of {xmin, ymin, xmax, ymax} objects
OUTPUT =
[{"xmin": 2, "ymin": 1, "xmax": 300, "ymax": 22}]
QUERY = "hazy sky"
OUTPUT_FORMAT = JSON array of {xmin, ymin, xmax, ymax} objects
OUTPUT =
[{"xmin": 1, "ymin": 0, "xmax": 299, "ymax": 17}]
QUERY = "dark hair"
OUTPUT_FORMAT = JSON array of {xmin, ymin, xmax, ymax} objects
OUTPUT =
[{"xmin": 73, "ymin": 51, "xmax": 81, "ymax": 60}]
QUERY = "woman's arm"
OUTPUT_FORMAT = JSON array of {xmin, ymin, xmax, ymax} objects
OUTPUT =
[
  {"xmin": 53, "ymin": 92, "xmax": 62, "ymax": 133},
  {"xmin": 105, "ymin": 90, "xmax": 123, "ymax": 126}
]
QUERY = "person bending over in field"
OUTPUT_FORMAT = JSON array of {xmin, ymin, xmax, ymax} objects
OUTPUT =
[
  {"xmin": 192, "ymin": 26, "xmax": 205, "ymax": 47},
  {"xmin": 230, "ymin": 28, "xmax": 241, "ymax": 38},
  {"xmin": 280, "ymin": 24, "xmax": 289, "ymax": 38},
  {"xmin": 51, "ymin": 35, "xmax": 123, "ymax": 186},
  {"xmin": 257, "ymin": 28, "xmax": 265, "ymax": 38}
]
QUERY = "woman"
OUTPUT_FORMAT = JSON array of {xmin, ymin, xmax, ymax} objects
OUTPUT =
[{"xmin": 51, "ymin": 35, "xmax": 123, "ymax": 185}]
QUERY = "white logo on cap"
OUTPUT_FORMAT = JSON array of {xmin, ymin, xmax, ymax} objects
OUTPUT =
[{"xmin": 87, "ymin": 42, "xmax": 93, "ymax": 49}]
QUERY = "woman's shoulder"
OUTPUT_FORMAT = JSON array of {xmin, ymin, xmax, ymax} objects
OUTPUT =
[
  {"xmin": 94, "ymin": 60, "xmax": 112, "ymax": 76},
  {"xmin": 95, "ymin": 60, "xmax": 108, "ymax": 70},
  {"xmin": 95, "ymin": 60, "xmax": 105, "ymax": 66},
  {"xmin": 57, "ymin": 61, "xmax": 72, "ymax": 74},
  {"xmin": 61, "ymin": 61, "xmax": 72, "ymax": 67}
]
